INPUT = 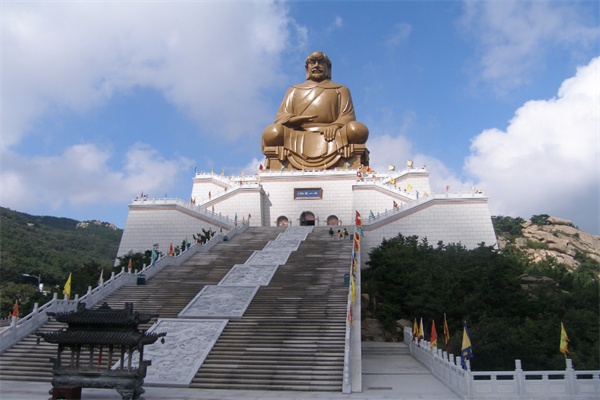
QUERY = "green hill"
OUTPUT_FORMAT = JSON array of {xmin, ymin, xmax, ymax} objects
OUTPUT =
[{"xmin": 0, "ymin": 207, "xmax": 122, "ymax": 316}]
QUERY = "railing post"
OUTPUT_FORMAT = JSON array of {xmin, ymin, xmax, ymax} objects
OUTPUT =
[
  {"xmin": 565, "ymin": 358, "xmax": 576, "ymax": 395},
  {"xmin": 515, "ymin": 359, "xmax": 524, "ymax": 395}
]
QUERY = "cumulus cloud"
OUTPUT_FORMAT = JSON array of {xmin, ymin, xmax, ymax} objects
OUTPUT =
[
  {"xmin": 2, "ymin": 1, "xmax": 298, "ymax": 148},
  {"xmin": 460, "ymin": 0, "xmax": 599, "ymax": 93},
  {"xmin": 0, "ymin": 143, "xmax": 193, "ymax": 214},
  {"xmin": 465, "ymin": 57, "xmax": 599, "ymax": 234}
]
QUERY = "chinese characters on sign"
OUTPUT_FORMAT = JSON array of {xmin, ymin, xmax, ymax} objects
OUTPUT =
[{"xmin": 294, "ymin": 188, "xmax": 323, "ymax": 200}]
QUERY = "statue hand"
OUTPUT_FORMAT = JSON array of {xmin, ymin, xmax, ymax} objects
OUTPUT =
[{"xmin": 321, "ymin": 126, "xmax": 338, "ymax": 142}]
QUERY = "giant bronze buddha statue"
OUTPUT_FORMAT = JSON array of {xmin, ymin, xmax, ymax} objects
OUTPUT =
[{"xmin": 262, "ymin": 51, "xmax": 369, "ymax": 170}]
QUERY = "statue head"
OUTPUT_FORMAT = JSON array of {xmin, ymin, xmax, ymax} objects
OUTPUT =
[{"xmin": 305, "ymin": 51, "xmax": 332, "ymax": 81}]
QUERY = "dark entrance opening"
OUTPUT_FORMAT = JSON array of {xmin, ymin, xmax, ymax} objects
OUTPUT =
[
  {"xmin": 276, "ymin": 216, "xmax": 289, "ymax": 227},
  {"xmin": 299, "ymin": 211, "xmax": 316, "ymax": 226},
  {"xmin": 327, "ymin": 215, "xmax": 339, "ymax": 225}
]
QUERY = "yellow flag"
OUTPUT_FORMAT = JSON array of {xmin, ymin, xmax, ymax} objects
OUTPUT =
[
  {"xmin": 388, "ymin": 164, "xmax": 395, "ymax": 171},
  {"xmin": 63, "ymin": 273, "xmax": 72, "ymax": 300},
  {"xmin": 560, "ymin": 322, "xmax": 569, "ymax": 355},
  {"xmin": 407, "ymin": 160, "xmax": 413, "ymax": 167},
  {"xmin": 350, "ymin": 275, "xmax": 356, "ymax": 302},
  {"xmin": 413, "ymin": 319, "xmax": 418, "ymax": 341},
  {"xmin": 407, "ymin": 183, "xmax": 413, "ymax": 191}
]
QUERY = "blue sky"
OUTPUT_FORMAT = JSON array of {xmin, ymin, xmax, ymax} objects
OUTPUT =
[{"xmin": 2, "ymin": 0, "xmax": 599, "ymax": 234}]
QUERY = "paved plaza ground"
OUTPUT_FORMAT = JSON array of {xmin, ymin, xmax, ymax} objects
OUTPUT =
[{"xmin": 0, "ymin": 342, "xmax": 459, "ymax": 400}]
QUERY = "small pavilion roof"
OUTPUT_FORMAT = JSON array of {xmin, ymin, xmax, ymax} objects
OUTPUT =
[
  {"xmin": 47, "ymin": 302, "xmax": 158, "ymax": 327},
  {"xmin": 36, "ymin": 330, "xmax": 166, "ymax": 346}
]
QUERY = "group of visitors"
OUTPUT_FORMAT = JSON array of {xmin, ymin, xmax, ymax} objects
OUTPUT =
[{"xmin": 329, "ymin": 227, "xmax": 349, "ymax": 240}]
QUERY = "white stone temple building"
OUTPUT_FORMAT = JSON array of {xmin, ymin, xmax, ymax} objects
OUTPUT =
[{"xmin": 116, "ymin": 164, "xmax": 497, "ymax": 265}]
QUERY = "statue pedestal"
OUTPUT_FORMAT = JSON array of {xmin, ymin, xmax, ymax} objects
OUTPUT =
[{"xmin": 264, "ymin": 144, "xmax": 369, "ymax": 171}]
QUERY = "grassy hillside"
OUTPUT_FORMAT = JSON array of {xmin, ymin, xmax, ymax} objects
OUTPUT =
[{"xmin": 0, "ymin": 207, "xmax": 122, "ymax": 316}]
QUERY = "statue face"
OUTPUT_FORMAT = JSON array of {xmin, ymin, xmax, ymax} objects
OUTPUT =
[{"xmin": 305, "ymin": 54, "xmax": 330, "ymax": 82}]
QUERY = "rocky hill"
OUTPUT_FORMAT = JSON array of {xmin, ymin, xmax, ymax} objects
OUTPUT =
[{"xmin": 496, "ymin": 215, "xmax": 599, "ymax": 271}]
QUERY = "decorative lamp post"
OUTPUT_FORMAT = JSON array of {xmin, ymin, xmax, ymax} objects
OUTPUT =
[{"xmin": 22, "ymin": 273, "xmax": 42, "ymax": 292}]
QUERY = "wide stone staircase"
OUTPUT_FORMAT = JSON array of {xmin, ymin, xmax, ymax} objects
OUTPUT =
[
  {"xmin": 0, "ymin": 227, "xmax": 283, "ymax": 383},
  {"xmin": 191, "ymin": 227, "xmax": 352, "ymax": 391},
  {"xmin": 0, "ymin": 226, "xmax": 353, "ymax": 392}
]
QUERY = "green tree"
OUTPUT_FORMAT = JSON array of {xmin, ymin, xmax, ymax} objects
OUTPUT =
[{"xmin": 362, "ymin": 233, "xmax": 599, "ymax": 371}]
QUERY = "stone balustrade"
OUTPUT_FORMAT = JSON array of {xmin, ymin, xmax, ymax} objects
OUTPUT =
[{"xmin": 403, "ymin": 327, "xmax": 600, "ymax": 399}]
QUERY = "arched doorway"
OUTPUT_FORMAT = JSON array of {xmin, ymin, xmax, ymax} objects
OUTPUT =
[
  {"xmin": 327, "ymin": 215, "xmax": 339, "ymax": 225},
  {"xmin": 276, "ymin": 216, "xmax": 289, "ymax": 227},
  {"xmin": 299, "ymin": 211, "xmax": 316, "ymax": 226}
]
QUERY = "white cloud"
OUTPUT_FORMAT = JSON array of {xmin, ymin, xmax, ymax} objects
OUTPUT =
[
  {"xmin": 1, "ymin": 1, "xmax": 299, "ymax": 149},
  {"xmin": 385, "ymin": 22, "xmax": 412, "ymax": 48},
  {"xmin": 460, "ymin": 0, "xmax": 599, "ymax": 93},
  {"xmin": 465, "ymin": 57, "xmax": 599, "ymax": 234},
  {"xmin": 0, "ymin": 143, "xmax": 192, "ymax": 213}
]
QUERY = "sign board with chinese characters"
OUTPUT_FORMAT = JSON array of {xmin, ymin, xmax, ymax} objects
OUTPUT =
[{"xmin": 294, "ymin": 188, "xmax": 323, "ymax": 200}]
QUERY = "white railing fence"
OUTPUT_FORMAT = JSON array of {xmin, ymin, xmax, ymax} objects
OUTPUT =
[
  {"xmin": 403, "ymin": 327, "xmax": 600, "ymax": 399},
  {"xmin": 0, "ymin": 222, "xmax": 249, "ymax": 353}
]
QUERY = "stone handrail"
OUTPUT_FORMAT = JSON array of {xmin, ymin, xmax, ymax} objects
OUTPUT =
[
  {"xmin": 363, "ymin": 191, "xmax": 487, "ymax": 228},
  {"xmin": 0, "ymin": 221, "xmax": 249, "ymax": 354},
  {"xmin": 131, "ymin": 197, "xmax": 236, "ymax": 226},
  {"xmin": 342, "ymin": 229, "xmax": 362, "ymax": 394},
  {"xmin": 403, "ymin": 327, "xmax": 600, "ymax": 399}
]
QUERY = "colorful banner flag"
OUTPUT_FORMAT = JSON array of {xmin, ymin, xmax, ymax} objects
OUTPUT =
[
  {"xmin": 388, "ymin": 164, "xmax": 395, "ymax": 171},
  {"xmin": 347, "ymin": 305, "xmax": 353, "ymax": 325},
  {"xmin": 63, "ymin": 273, "xmax": 72, "ymax": 300},
  {"xmin": 355, "ymin": 210, "xmax": 362, "ymax": 226},
  {"xmin": 461, "ymin": 322, "xmax": 474, "ymax": 370},
  {"xmin": 393, "ymin": 200, "xmax": 399, "ymax": 209},
  {"xmin": 350, "ymin": 274, "xmax": 356, "ymax": 302},
  {"xmin": 390, "ymin": 177, "xmax": 396, "ymax": 185},
  {"xmin": 430, "ymin": 320, "xmax": 438, "ymax": 352},
  {"xmin": 355, "ymin": 225, "xmax": 363, "ymax": 237},
  {"xmin": 407, "ymin": 160, "xmax": 413, "ymax": 167},
  {"xmin": 419, "ymin": 318, "xmax": 424, "ymax": 341},
  {"xmin": 560, "ymin": 322, "xmax": 569, "ymax": 356},
  {"xmin": 151, "ymin": 249, "xmax": 158, "ymax": 265},
  {"xmin": 345, "ymin": 162, "xmax": 351, "ymax": 169},
  {"xmin": 259, "ymin": 164, "xmax": 264, "ymax": 171},
  {"xmin": 413, "ymin": 319, "xmax": 418, "ymax": 341},
  {"xmin": 169, "ymin": 243, "xmax": 174, "ymax": 257},
  {"xmin": 12, "ymin": 300, "xmax": 19, "ymax": 317},
  {"xmin": 280, "ymin": 164, "xmax": 285, "ymax": 171},
  {"xmin": 369, "ymin": 210, "xmax": 375, "ymax": 219},
  {"xmin": 443, "ymin": 314, "xmax": 451, "ymax": 353},
  {"xmin": 128, "ymin": 258, "xmax": 133, "ymax": 271},
  {"xmin": 407, "ymin": 183, "xmax": 413, "ymax": 191}
]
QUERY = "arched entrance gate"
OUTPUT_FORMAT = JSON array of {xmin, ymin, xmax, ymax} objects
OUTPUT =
[{"xmin": 299, "ymin": 211, "xmax": 316, "ymax": 226}]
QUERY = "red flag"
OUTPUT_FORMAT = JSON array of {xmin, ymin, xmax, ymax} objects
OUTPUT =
[
  {"xmin": 259, "ymin": 164, "xmax": 264, "ymax": 171},
  {"xmin": 430, "ymin": 320, "xmax": 438, "ymax": 351},
  {"xmin": 355, "ymin": 210, "xmax": 362, "ymax": 227},
  {"xmin": 12, "ymin": 300, "xmax": 19, "ymax": 317},
  {"xmin": 128, "ymin": 259, "xmax": 133, "ymax": 271},
  {"xmin": 169, "ymin": 243, "xmax": 174, "ymax": 257},
  {"xmin": 443, "ymin": 314, "xmax": 451, "ymax": 353}
]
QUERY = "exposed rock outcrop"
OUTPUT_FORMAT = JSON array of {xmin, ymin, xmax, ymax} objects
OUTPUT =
[{"xmin": 508, "ymin": 217, "xmax": 600, "ymax": 270}]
